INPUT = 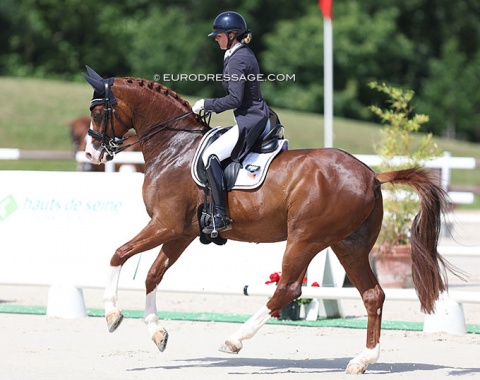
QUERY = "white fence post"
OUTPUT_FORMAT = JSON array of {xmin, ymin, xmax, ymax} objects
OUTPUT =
[{"xmin": 440, "ymin": 151, "xmax": 451, "ymax": 191}]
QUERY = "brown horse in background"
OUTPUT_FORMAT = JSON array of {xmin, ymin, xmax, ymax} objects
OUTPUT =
[
  {"xmin": 83, "ymin": 67, "xmax": 454, "ymax": 374},
  {"xmin": 68, "ymin": 115, "xmax": 144, "ymax": 172}
]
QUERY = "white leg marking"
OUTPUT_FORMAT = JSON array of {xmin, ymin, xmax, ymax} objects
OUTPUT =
[
  {"xmin": 144, "ymin": 289, "xmax": 159, "ymax": 334},
  {"xmin": 222, "ymin": 306, "xmax": 272, "ymax": 352},
  {"xmin": 144, "ymin": 289, "xmax": 169, "ymax": 352},
  {"xmin": 346, "ymin": 344, "xmax": 380, "ymax": 374},
  {"xmin": 104, "ymin": 265, "xmax": 122, "ymax": 315}
]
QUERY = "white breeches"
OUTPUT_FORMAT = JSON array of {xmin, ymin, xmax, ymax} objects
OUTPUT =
[
  {"xmin": 201, "ymin": 120, "xmax": 271, "ymax": 166},
  {"xmin": 202, "ymin": 124, "xmax": 239, "ymax": 165}
]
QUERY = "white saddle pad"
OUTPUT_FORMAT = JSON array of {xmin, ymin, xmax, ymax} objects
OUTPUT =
[{"xmin": 191, "ymin": 127, "xmax": 288, "ymax": 190}]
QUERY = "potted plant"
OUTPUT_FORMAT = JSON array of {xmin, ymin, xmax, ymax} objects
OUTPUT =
[{"xmin": 368, "ymin": 82, "xmax": 440, "ymax": 288}]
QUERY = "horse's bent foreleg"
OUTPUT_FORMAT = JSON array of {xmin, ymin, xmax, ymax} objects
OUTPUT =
[
  {"xmin": 103, "ymin": 220, "xmax": 179, "ymax": 333},
  {"xmin": 104, "ymin": 265, "xmax": 124, "ymax": 332},
  {"xmin": 220, "ymin": 306, "xmax": 272, "ymax": 353},
  {"xmin": 143, "ymin": 237, "xmax": 194, "ymax": 352}
]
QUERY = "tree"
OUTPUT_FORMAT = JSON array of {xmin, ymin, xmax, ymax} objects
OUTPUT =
[
  {"xmin": 261, "ymin": 3, "xmax": 414, "ymax": 118},
  {"xmin": 126, "ymin": 5, "xmax": 215, "ymax": 96},
  {"xmin": 5, "ymin": 0, "xmax": 135, "ymax": 78},
  {"xmin": 417, "ymin": 38, "xmax": 480, "ymax": 141}
]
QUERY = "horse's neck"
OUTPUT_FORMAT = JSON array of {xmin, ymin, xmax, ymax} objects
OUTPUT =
[
  {"xmin": 129, "ymin": 89, "xmax": 206, "ymax": 169},
  {"xmin": 141, "ymin": 126, "xmax": 202, "ymax": 169}
]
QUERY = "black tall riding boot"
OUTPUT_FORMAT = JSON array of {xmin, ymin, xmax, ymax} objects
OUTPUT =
[{"xmin": 203, "ymin": 155, "xmax": 232, "ymax": 236}]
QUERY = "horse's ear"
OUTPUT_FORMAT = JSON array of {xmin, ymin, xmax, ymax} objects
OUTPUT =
[
  {"xmin": 82, "ymin": 72, "xmax": 104, "ymax": 93},
  {"xmin": 85, "ymin": 65, "xmax": 103, "ymax": 81}
]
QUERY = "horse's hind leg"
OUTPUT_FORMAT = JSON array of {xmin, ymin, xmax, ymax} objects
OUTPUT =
[
  {"xmin": 331, "ymin": 199, "xmax": 385, "ymax": 374},
  {"xmin": 219, "ymin": 305, "xmax": 272, "ymax": 354},
  {"xmin": 220, "ymin": 239, "xmax": 317, "ymax": 354},
  {"xmin": 143, "ymin": 237, "xmax": 194, "ymax": 352}
]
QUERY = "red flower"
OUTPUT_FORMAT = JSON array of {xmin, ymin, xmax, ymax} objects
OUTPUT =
[
  {"xmin": 265, "ymin": 271, "xmax": 281, "ymax": 285},
  {"xmin": 311, "ymin": 281, "xmax": 320, "ymax": 287}
]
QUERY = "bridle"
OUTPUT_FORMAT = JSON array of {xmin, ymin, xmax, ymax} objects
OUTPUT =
[
  {"xmin": 88, "ymin": 82, "xmax": 209, "ymax": 159},
  {"xmin": 88, "ymin": 83, "xmax": 126, "ymax": 159}
]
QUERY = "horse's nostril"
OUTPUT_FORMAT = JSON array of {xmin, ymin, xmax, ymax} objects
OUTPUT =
[{"xmin": 85, "ymin": 152, "xmax": 93, "ymax": 160}]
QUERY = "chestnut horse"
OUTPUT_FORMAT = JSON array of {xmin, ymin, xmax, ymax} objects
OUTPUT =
[{"xmin": 83, "ymin": 67, "xmax": 452, "ymax": 374}]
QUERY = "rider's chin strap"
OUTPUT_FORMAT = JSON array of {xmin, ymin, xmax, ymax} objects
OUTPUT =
[{"xmin": 226, "ymin": 32, "xmax": 236, "ymax": 50}]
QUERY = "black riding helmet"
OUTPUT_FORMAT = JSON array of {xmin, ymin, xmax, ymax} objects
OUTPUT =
[{"xmin": 208, "ymin": 11, "xmax": 249, "ymax": 49}]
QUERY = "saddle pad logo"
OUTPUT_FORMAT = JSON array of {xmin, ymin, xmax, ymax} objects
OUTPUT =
[{"xmin": 0, "ymin": 195, "xmax": 18, "ymax": 221}]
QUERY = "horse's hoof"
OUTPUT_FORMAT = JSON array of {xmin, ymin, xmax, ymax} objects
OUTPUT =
[
  {"xmin": 345, "ymin": 359, "xmax": 367, "ymax": 375},
  {"xmin": 106, "ymin": 309, "xmax": 124, "ymax": 333},
  {"xmin": 219, "ymin": 339, "xmax": 242, "ymax": 354},
  {"xmin": 152, "ymin": 328, "xmax": 169, "ymax": 352}
]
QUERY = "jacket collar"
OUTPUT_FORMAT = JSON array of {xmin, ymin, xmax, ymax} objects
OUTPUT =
[{"xmin": 224, "ymin": 43, "xmax": 244, "ymax": 61}]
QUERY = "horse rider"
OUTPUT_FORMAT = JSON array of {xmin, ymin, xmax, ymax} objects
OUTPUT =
[{"xmin": 192, "ymin": 11, "xmax": 271, "ymax": 235}]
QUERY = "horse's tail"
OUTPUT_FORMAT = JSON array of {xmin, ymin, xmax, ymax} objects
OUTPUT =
[{"xmin": 376, "ymin": 167, "xmax": 453, "ymax": 313}]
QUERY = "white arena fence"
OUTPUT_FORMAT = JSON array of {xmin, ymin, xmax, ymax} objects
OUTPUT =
[{"xmin": 0, "ymin": 148, "xmax": 477, "ymax": 203}]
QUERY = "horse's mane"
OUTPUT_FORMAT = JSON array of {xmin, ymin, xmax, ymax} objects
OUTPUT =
[
  {"xmin": 121, "ymin": 77, "xmax": 208, "ymax": 127},
  {"xmin": 123, "ymin": 77, "xmax": 191, "ymax": 107}
]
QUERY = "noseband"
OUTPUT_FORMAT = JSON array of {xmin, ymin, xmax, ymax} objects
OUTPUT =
[{"xmin": 88, "ymin": 82, "xmax": 206, "ymax": 159}]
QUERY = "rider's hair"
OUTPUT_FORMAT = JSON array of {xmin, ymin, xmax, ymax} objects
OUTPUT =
[{"xmin": 238, "ymin": 31, "xmax": 252, "ymax": 45}]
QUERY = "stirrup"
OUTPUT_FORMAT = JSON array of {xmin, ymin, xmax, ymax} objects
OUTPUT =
[{"xmin": 202, "ymin": 216, "xmax": 232, "ymax": 238}]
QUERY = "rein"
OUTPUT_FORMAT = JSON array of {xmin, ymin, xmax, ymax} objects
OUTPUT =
[
  {"xmin": 89, "ymin": 82, "xmax": 209, "ymax": 158},
  {"xmin": 115, "ymin": 110, "xmax": 196, "ymax": 154}
]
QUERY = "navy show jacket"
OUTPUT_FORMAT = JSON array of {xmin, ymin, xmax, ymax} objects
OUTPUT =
[{"xmin": 204, "ymin": 44, "xmax": 269, "ymax": 162}]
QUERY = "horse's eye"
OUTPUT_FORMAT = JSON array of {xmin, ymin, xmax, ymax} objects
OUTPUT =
[{"xmin": 91, "ymin": 112, "xmax": 102, "ymax": 122}]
